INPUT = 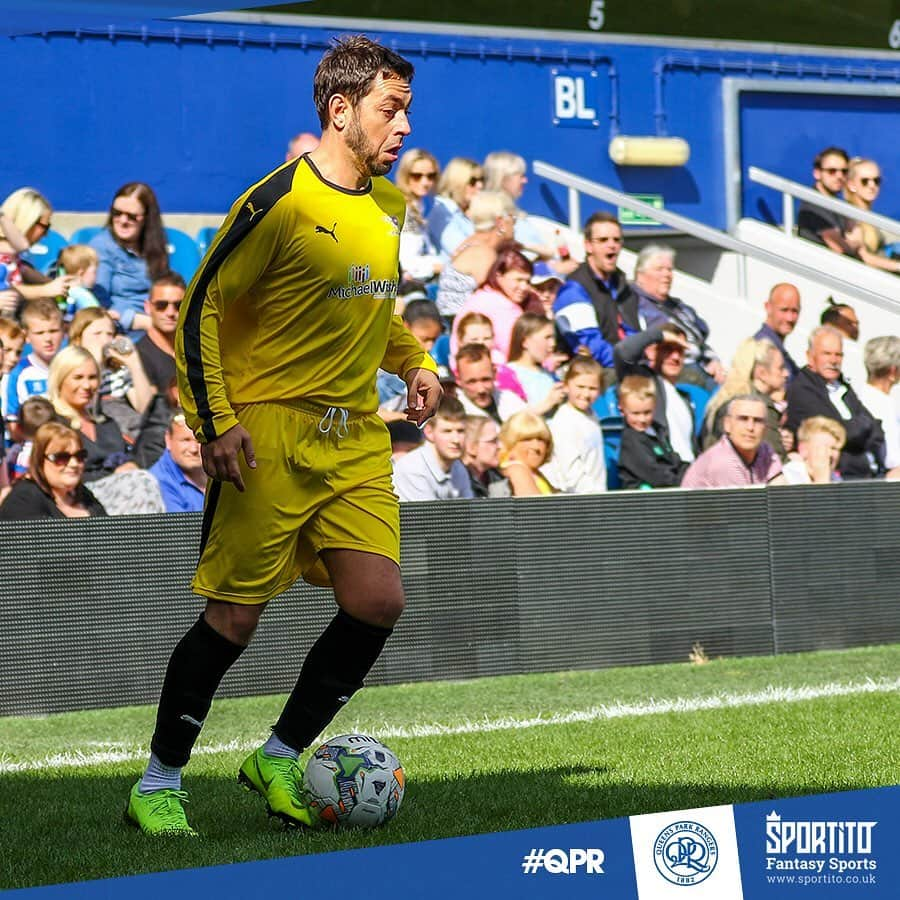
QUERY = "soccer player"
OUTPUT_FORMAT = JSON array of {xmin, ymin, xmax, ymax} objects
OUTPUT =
[{"xmin": 126, "ymin": 36, "xmax": 441, "ymax": 836}]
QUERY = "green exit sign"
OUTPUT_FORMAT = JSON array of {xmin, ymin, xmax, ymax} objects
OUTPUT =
[{"xmin": 619, "ymin": 195, "xmax": 665, "ymax": 226}]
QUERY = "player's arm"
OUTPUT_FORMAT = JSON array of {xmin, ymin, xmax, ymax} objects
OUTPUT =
[{"xmin": 380, "ymin": 315, "xmax": 442, "ymax": 425}]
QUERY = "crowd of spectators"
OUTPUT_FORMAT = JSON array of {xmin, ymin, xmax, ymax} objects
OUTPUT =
[{"xmin": 1, "ymin": 141, "xmax": 898, "ymax": 518}]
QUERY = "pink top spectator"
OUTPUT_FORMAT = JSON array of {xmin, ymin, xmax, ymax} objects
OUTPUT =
[
  {"xmin": 451, "ymin": 286, "xmax": 542, "ymax": 367},
  {"xmin": 680, "ymin": 436, "xmax": 782, "ymax": 489}
]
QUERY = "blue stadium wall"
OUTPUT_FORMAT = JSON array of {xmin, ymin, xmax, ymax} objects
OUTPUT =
[{"xmin": 3, "ymin": 20, "xmax": 900, "ymax": 228}]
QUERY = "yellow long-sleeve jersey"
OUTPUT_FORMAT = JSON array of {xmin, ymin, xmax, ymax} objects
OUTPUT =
[{"xmin": 176, "ymin": 154, "xmax": 437, "ymax": 442}]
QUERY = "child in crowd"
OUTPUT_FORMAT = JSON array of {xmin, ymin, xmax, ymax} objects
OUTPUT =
[
  {"xmin": 5, "ymin": 298, "xmax": 64, "ymax": 426},
  {"xmin": 6, "ymin": 396, "xmax": 57, "ymax": 480},
  {"xmin": 499, "ymin": 409, "xmax": 556, "ymax": 496},
  {"xmin": 507, "ymin": 313, "xmax": 565, "ymax": 414},
  {"xmin": 58, "ymin": 245, "xmax": 100, "ymax": 321},
  {"xmin": 454, "ymin": 311, "xmax": 525, "ymax": 400},
  {"xmin": 617, "ymin": 374, "xmax": 688, "ymax": 489},
  {"xmin": 0, "ymin": 317, "xmax": 25, "ymax": 429},
  {"xmin": 543, "ymin": 356, "xmax": 607, "ymax": 493}
]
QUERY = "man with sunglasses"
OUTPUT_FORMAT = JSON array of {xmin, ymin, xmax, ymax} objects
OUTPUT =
[
  {"xmin": 135, "ymin": 272, "xmax": 184, "ymax": 394},
  {"xmin": 797, "ymin": 146, "xmax": 861, "ymax": 257}
]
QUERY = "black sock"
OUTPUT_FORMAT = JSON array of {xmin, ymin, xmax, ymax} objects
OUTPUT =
[
  {"xmin": 150, "ymin": 613, "xmax": 245, "ymax": 767},
  {"xmin": 273, "ymin": 609, "xmax": 392, "ymax": 753}
]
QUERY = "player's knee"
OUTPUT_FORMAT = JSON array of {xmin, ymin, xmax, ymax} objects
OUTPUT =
[
  {"xmin": 204, "ymin": 601, "xmax": 263, "ymax": 647},
  {"xmin": 349, "ymin": 589, "xmax": 405, "ymax": 629}
]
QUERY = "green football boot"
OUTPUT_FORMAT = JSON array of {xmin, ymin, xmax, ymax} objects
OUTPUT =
[
  {"xmin": 238, "ymin": 747, "xmax": 315, "ymax": 828},
  {"xmin": 125, "ymin": 782, "xmax": 198, "ymax": 836}
]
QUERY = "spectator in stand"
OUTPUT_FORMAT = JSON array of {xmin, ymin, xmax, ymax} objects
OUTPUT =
[
  {"xmin": 149, "ymin": 411, "xmax": 207, "ymax": 513},
  {"xmin": 0, "ymin": 318, "xmax": 25, "ymax": 426},
  {"xmin": 499, "ymin": 410, "xmax": 556, "ymax": 495},
  {"xmin": 617, "ymin": 375, "xmax": 688, "ymax": 489},
  {"xmin": 284, "ymin": 132, "xmax": 319, "ymax": 162},
  {"xmin": 543, "ymin": 356, "xmax": 606, "ymax": 493},
  {"xmin": 631, "ymin": 244, "xmax": 723, "ymax": 386},
  {"xmin": 796, "ymin": 147, "xmax": 861, "ymax": 257},
  {"xmin": 614, "ymin": 323, "xmax": 698, "ymax": 463},
  {"xmin": 435, "ymin": 190, "xmax": 516, "ymax": 322},
  {"xmin": 386, "ymin": 419, "xmax": 424, "ymax": 461},
  {"xmin": 753, "ymin": 283, "xmax": 802, "ymax": 381},
  {"xmin": 69, "ymin": 307, "xmax": 155, "ymax": 440},
  {"xmin": 820, "ymin": 300, "xmax": 860, "ymax": 342},
  {"xmin": 463, "ymin": 414, "xmax": 509, "ymax": 498},
  {"xmin": 455, "ymin": 342, "xmax": 526, "ymax": 424},
  {"xmin": 395, "ymin": 149, "xmax": 443, "ymax": 283},
  {"xmin": 483, "ymin": 151, "xmax": 554, "ymax": 260},
  {"xmin": 843, "ymin": 157, "xmax": 900, "ymax": 275},
  {"xmin": 506, "ymin": 313, "xmax": 565, "ymax": 412},
  {"xmin": 451, "ymin": 246, "xmax": 544, "ymax": 366},
  {"xmin": 133, "ymin": 375, "xmax": 180, "ymax": 469},
  {"xmin": 856, "ymin": 336, "xmax": 900, "ymax": 469},
  {"xmin": 553, "ymin": 212, "xmax": 639, "ymax": 373},
  {"xmin": 786, "ymin": 325, "xmax": 885, "ymax": 479},
  {"xmin": 781, "ymin": 416, "xmax": 846, "ymax": 484},
  {"xmin": 530, "ymin": 262, "xmax": 565, "ymax": 318},
  {"xmin": 392, "ymin": 396, "xmax": 473, "ymax": 501},
  {"xmin": 58, "ymin": 245, "xmax": 101, "ymax": 321},
  {"xmin": 702, "ymin": 338, "xmax": 790, "ymax": 459},
  {"xmin": 681, "ymin": 395, "xmax": 785, "ymax": 489},
  {"xmin": 0, "ymin": 422, "xmax": 106, "ymax": 520},
  {"xmin": 0, "ymin": 188, "xmax": 76, "ymax": 315},
  {"xmin": 453, "ymin": 311, "xmax": 525, "ymax": 400},
  {"xmin": 5, "ymin": 299, "xmax": 64, "ymax": 425},
  {"xmin": 90, "ymin": 182, "xmax": 170, "ymax": 337},
  {"xmin": 5, "ymin": 396, "xmax": 56, "ymax": 481},
  {"xmin": 136, "ymin": 272, "xmax": 184, "ymax": 394},
  {"xmin": 427, "ymin": 157, "xmax": 483, "ymax": 258}
]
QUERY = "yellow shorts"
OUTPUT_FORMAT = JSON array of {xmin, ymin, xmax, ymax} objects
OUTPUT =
[{"xmin": 193, "ymin": 401, "xmax": 399, "ymax": 603}]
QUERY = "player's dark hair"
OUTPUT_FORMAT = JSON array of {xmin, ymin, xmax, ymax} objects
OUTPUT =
[
  {"xmin": 813, "ymin": 146, "xmax": 849, "ymax": 169},
  {"xmin": 584, "ymin": 210, "xmax": 621, "ymax": 239},
  {"xmin": 402, "ymin": 299, "xmax": 441, "ymax": 327},
  {"xmin": 152, "ymin": 270, "xmax": 187, "ymax": 291},
  {"xmin": 314, "ymin": 35, "xmax": 415, "ymax": 129}
]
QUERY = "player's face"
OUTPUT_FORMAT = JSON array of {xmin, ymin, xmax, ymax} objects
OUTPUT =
[
  {"xmin": 457, "ymin": 357, "xmax": 496, "ymax": 408},
  {"xmin": 427, "ymin": 417, "xmax": 466, "ymax": 462},
  {"xmin": 566, "ymin": 373, "xmax": 601, "ymax": 412},
  {"xmin": 1, "ymin": 336, "xmax": 24, "ymax": 373},
  {"xmin": 25, "ymin": 317, "xmax": 63, "ymax": 363},
  {"xmin": 166, "ymin": 419, "xmax": 203, "ymax": 473},
  {"xmin": 76, "ymin": 317, "xmax": 116, "ymax": 365},
  {"xmin": 146, "ymin": 284, "xmax": 184, "ymax": 335},
  {"xmin": 621, "ymin": 394, "xmax": 655, "ymax": 431},
  {"xmin": 61, "ymin": 360, "xmax": 100, "ymax": 411},
  {"xmin": 347, "ymin": 73, "xmax": 412, "ymax": 178}
]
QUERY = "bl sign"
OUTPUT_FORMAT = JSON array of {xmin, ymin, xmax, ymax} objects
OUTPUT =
[{"xmin": 552, "ymin": 70, "xmax": 599, "ymax": 128}]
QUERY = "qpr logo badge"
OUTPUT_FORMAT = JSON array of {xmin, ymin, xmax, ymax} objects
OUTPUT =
[{"xmin": 654, "ymin": 820, "xmax": 719, "ymax": 885}]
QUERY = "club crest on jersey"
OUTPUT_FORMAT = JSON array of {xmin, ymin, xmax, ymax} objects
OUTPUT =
[
  {"xmin": 383, "ymin": 215, "xmax": 401, "ymax": 237},
  {"xmin": 328, "ymin": 262, "xmax": 397, "ymax": 301}
]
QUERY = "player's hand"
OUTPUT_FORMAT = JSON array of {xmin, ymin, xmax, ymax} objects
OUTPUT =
[
  {"xmin": 201, "ymin": 423, "xmax": 256, "ymax": 491},
  {"xmin": 404, "ymin": 367, "xmax": 443, "ymax": 426}
]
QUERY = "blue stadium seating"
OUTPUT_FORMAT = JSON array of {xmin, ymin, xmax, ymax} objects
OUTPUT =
[
  {"xmin": 21, "ymin": 229, "xmax": 67, "ymax": 273},
  {"xmin": 196, "ymin": 226, "xmax": 218, "ymax": 257},
  {"xmin": 677, "ymin": 382, "xmax": 713, "ymax": 436},
  {"xmin": 165, "ymin": 227, "xmax": 201, "ymax": 281},
  {"xmin": 68, "ymin": 226, "xmax": 103, "ymax": 246}
]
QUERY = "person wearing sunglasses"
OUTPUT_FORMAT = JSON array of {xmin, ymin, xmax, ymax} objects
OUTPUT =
[
  {"xmin": 427, "ymin": 156, "xmax": 484, "ymax": 259},
  {"xmin": 0, "ymin": 421, "xmax": 106, "ymax": 519},
  {"xmin": 90, "ymin": 182, "xmax": 170, "ymax": 338},
  {"xmin": 843, "ymin": 157, "xmax": 900, "ymax": 275},
  {"xmin": 135, "ymin": 272, "xmax": 185, "ymax": 394},
  {"xmin": 394, "ymin": 148, "xmax": 443, "ymax": 282},
  {"xmin": 796, "ymin": 146, "xmax": 862, "ymax": 258}
]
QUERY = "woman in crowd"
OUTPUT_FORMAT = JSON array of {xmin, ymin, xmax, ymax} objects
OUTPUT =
[
  {"xmin": 701, "ymin": 337, "xmax": 790, "ymax": 458},
  {"xmin": 435, "ymin": 190, "xmax": 516, "ymax": 322},
  {"xmin": 452, "ymin": 246, "xmax": 545, "ymax": 363},
  {"xmin": 69, "ymin": 307, "xmax": 154, "ymax": 439},
  {"xmin": 0, "ymin": 422, "xmax": 106, "ymax": 519},
  {"xmin": 844, "ymin": 158, "xmax": 900, "ymax": 275},
  {"xmin": 499, "ymin": 410, "xmax": 556, "ymax": 496},
  {"xmin": 0, "ymin": 188, "xmax": 75, "ymax": 315},
  {"xmin": 90, "ymin": 182, "xmax": 169, "ymax": 334},
  {"xmin": 427, "ymin": 157, "xmax": 483, "ymax": 258},
  {"xmin": 506, "ymin": 313, "xmax": 565, "ymax": 412},
  {"xmin": 395, "ymin": 149, "xmax": 443, "ymax": 283}
]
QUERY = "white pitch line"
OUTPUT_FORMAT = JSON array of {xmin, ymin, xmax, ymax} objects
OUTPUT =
[{"xmin": 1, "ymin": 677, "xmax": 897, "ymax": 774}]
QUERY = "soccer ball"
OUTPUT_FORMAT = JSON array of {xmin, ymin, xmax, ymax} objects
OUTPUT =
[{"xmin": 303, "ymin": 733, "xmax": 405, "ymax": 828}]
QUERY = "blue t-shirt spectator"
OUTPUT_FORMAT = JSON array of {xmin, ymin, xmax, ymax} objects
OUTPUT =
[{"xmin": 149, "ymin": 448, "xmax": 205, "ymax": 513}]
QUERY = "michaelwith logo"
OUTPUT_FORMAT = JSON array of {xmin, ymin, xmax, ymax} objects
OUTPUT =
[
  {"xmin": 328, "ymin": 262, "xmax": 398, "ymax": 301},
  {"xmin": 653, "ymin": 820, "xmax": 718, "ymax": 885},
  {"xmin": 765, "ymin": 811, "xmax": 878, "ymax": 875}
]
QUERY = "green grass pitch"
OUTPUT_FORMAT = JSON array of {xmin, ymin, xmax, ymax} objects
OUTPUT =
[{"xmin": 1, "ymin": 645, "xmax": 898, "ymax": 889}]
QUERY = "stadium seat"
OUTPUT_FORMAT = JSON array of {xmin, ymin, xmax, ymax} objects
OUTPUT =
[
  {"xmin": 600, "ymin": 416, "xmax": 623, "ymax": 490},
  {"xmin": 431, "ymin": 333, "xmax": 450, "ymax": 369},
  {"xmin": 196, "ymin": 226, "xmax": 218, "ymax": 257},
  {"xmin": 69, "ymin": 226, "xmax": 103, "ymax": 246},
  {"xmin": 165, "ymin": 227, "xmax": 201, "ymax": 281},
  {"xmin": 593, "ymin": 384, "xmax": 620, "ymax": 420},
  {"xmin": 21, "ymin": 229, "xmax": 67, "ymax": 273},
  {"xmin": 677, "ymin": 382, "xmax": 713, "ymax": 436}
]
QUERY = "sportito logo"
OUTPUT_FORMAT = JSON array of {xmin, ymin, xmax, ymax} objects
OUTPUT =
[{"xmin": 654, "ymin": 820, "xmax": 719, "ymax": 886}]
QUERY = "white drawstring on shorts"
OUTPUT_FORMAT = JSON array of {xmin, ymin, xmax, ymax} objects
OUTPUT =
[{"xmin": 317, "ymin": 406, "xmax": 350, "ymax": 438}]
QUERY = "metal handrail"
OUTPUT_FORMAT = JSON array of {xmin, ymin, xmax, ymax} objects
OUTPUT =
[
  {"xmin": 747, "ymin": 166, "xmax": 900, "ymax": 238},
  {"xmin": 532, "ymin": 160, "xmax": 900, "ymax": 315}
]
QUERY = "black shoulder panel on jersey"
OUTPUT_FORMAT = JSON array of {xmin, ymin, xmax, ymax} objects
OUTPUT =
[{"xmin": 182, "ymin": 157, "xmax": 302, "ymax": 442}]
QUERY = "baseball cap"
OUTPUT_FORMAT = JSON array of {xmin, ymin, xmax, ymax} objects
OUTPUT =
[{"xmin": 530, "ymin": 262, "xmax": 565, "ymax": 286}]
